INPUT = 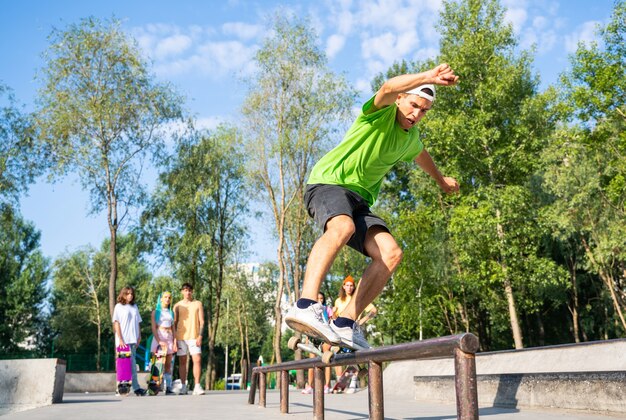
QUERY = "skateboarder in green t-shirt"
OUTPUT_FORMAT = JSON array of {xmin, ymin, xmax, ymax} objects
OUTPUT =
[{"xmin": 285, "ymin": 63, "xmax": 460, "ymax": 350}]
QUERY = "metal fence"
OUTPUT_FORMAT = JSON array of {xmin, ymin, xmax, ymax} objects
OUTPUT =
[{"xmin": 3, "ymin": 344, "xmax": 148, "ymax": 372}]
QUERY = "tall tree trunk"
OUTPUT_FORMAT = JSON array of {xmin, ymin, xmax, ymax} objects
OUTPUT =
[
  {"xmin": 495, "ymin": 208, "xmax": 524, "ymax": 349},
  {"xmin": 244, "ymin": 313, "xmax": 251, "ymax": 390},
  {"xmin": 567, "ymin": 255, "xmax": 581, "ymax": 343},
  {"xmin": 96, "ymin": 312, "xmax": 102, "ymax": 371},
  {"xmin": 107, "ymin": 204, "xmax": 118, "ymax": 318},
  {"xmin": 273, "ymin": 211, "xmax": 287, "ymax": 365}
]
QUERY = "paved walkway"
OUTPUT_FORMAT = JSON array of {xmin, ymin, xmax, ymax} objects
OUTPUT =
[{"xmin": 2, "ymin": 389, "xmax": 622, "ymax": 420}]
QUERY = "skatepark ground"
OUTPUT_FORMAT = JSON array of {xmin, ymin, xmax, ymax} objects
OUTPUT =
[{"xmin": 1, "ymin": 389, "xmax": 621, "ymax": 420}]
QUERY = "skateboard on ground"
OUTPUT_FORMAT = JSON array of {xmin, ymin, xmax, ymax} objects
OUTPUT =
[
  {"xmin": 332, "ymin": 365, "xmax": 356, "ymax": 393},
  {"xmin": 331, "ymin": 365, "xmax": 368, "ymax": 393},
  {"xmin": 147, "ymin": 346, "xmax": 166, "ymax": 395},
  {"xmin": 116, "ymin": 345, "xmax": 133, "ymax": 396}
]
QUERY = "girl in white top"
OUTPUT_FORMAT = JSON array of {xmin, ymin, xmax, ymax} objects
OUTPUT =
[{"xmin": 112, "ymin": 286, "xmax": 145, "ymax": 395}]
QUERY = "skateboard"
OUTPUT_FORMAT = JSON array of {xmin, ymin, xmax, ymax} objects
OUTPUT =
[
  {"xmin": 147, "ymin": 346, "xmax": 166, "ymax": 395},
  {"xmin": 331, "ymin": 365, "xmax": 368, "ymax": 393},
  {"xmin": 116, "ymin": 345, "xmax": 133, "ymax": 396},
  {"xmin": 332, "ymin": 366, "xmax": 357, "ymax": 393},
  {"xmin": 287, "ymin": 335, "xmax": 353, "ymax": 364}
]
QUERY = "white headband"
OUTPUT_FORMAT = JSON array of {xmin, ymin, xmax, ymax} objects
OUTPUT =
[{"xmin": 405, "ymin": 84, "xmax": 436, "ymax": 102}]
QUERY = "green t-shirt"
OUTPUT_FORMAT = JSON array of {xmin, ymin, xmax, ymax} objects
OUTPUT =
[{"xmin": 307, "ymin": 95, "xmax": 424, "ymax": 206}]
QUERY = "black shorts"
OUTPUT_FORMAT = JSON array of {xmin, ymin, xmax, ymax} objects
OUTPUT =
[{"xmin": 304, "ymin": 184, "xmax": 389, "ymax": 256}]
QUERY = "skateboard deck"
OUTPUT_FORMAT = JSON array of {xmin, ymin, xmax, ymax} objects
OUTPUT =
[
  {"xmin": 288, "ymin": 335, "xmax": 354, "ymax": 364},
  {"xmin": 147, "ymin": 346, "xmax": 165, "ymax": 395},
  {"xmin": 116, "ymin": 345, "xmax": 132, "ymax": 396}
]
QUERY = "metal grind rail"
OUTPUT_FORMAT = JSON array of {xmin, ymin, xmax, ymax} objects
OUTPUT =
[{"xmin": 247, "ymin": 333, "xmax": 480, "ymax": 420}]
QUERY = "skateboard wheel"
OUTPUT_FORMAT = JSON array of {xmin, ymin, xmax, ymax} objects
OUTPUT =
[
  {"xmin": 288, "ymin": 336, "xmax": 301, "ymax": 350},
  {"xmin": 357, "ymin": 368, "xmax": 368, "ymax": 379},
  {"xmin": 321, "ymin": 350, "xmax": 334, "ymax": 364},
  {"xmin": 330, "ymin": 345, "xmax": 340, "ymax": 353}
]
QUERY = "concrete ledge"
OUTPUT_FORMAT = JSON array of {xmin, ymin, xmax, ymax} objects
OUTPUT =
[
  {"xmin": 413, "ymin": 371, "xmax": 626, "ymax": 413},
  {"xmin": 0, "ymin": 359, "xmax": 66, "ymax": 414},
  {"xmin": 383, "ymin": 339, "xmax": 626, "ymax": 414},
  {"xmin": 64, "ymin": 372, "xmax": 116, "ymax": 393},
  {"xmin": 64, "ymin": 371, "xmax": 152, "ymax": 393}
]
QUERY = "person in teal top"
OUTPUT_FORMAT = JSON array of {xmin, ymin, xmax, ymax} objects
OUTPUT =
[{"xmin": 285, "ymin": 63, "xmax": 460, "ymax": 350}]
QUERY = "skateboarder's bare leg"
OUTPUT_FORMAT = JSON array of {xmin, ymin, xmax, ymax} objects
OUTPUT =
[
  {"xmin": 301, "ymin": 215, "xmax": 355, "ymax": 300},
  {"xmin": 342, "ymin": 227, "xmax": 403, "ymax": 320}
]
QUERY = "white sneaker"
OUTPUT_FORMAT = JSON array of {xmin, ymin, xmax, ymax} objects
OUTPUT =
[
  {"xmin": 192, "ymin": 384, "xmax": 205, "ymax": 395},
  {"xmin": 332, "ymin": 321, "xmax": 370, "ymax": 350},
  {"xmin": 285, "ymin": 302, "xmax": 341, "ymax": 344},
  {"xmin": 180, "ymin": 383, "xmax": 188, "ymax": 395}
]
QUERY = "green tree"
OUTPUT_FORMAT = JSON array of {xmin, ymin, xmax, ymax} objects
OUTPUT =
[
  {"xmin": 50, "ymin": 246, "xmax": 109, "ymax": 369},
  {"xmin": 141, "ymin": 124, "xmax": 249, "ymax": 389},
  {"xmin": 218, "ymin": 263, "xmax": 274, "ymax": 389},
  {"xmin": 0, "ymin": 83, "xmax": 44, "ymax": 203},
  {"xmin": 435, "ymin": 0, "xmax": 563, "ymax": 349},
  {"xmin": 372, "ymin": 0, "xmax": 564, "ymax": 350},
  {"xmin": 243, "ymin": 13, "xmax": 355, "ymax": 365},
  {"xmin": 0, "ymin": 205, "xmax": 49, "ymax": 354},
  {"xmin": 50, "ymin": 234, "xmax": 152, "ymax": 370},
  {"xmin": 542, "ymin": 0, "xmax": 626, "ymax": 336},
  {"xmin": 35, "ymin": 17, "xmax": 184, "ymax": 318}
]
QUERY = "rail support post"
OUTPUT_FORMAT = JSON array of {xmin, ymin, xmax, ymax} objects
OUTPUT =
[
  {"xmin": 313, "ymin": 365, "xmax": 325, "ymax": 419},
  {"xmin": 259, "ymin": 372, "xmax": 267, "ymax": 408},
  {"xmin": 454, "ymin": 347, "xmax": 479, "ymax": 420},
  {"xmin": 368, "ymin": 360, "xmax": 384, "ymax": 420},
  {"xmin": 280, "ymin": 370, "xmax": 289, "ymax": 413},
  {"xmin": 248, "ymin": 371, "xmax": 258, "ymax": 404}
]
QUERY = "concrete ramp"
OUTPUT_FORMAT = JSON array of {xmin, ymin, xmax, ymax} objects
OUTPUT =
[{"xmin": 0, "ymin": 359, "xmax": 66, "ymax": 415}]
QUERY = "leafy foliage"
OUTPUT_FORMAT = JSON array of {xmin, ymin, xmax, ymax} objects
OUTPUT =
[
  {"xmin": 0, "ymin": 205, "xmax": 49, "ymax": 353},
  {"xmin": 0, "ymin": 84, "xmax": 45, "ymax": 203},
  {"xmin": 34, "ymin": 16, "xmax": 184, "ymax": 316}
]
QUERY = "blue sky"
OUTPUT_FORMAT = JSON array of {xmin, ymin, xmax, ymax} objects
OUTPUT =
[{"xmin": 0, "ymin": 0, "xmax": 616, "ymax": 267}]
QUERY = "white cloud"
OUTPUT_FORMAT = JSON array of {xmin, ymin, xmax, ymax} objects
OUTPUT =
[
  {"xmin": 355, "ymin": 78, "xmax": 371, "ymax": 94},
  {"xmin": 326, "ymin": 34, "xmax": 346, "ymax": 59},
  {"xmin": 199, "ymin": 40, "xmax": 259, "ymax": 74},
  {"xmin": 335, "ymin": 9, "xmax": 355, "ymax": 34},
  {"xmin": 155, "ymin": 34, "xmax": 192, "ymax": 59},
  {"xmin": 412, "ymin": 46, "xmax": 439, "ymax": 62},
  {"xmin": 222, "ymin": 22, "xmax": 263, "ymax": 40},
  {"xmin": 564, "ymin": 20, "xmax": 600, "ymax": 52},
  {"xmin": 320, "ymin": 0, "xmax": 443, "ymax": 96},
  {"xmin": 131, "ymin": 23, "xmax": 261, "ymax": 80},
  {"xmin": 505, "ymin": 7, "xmax": 528, "ymax": 34},
  {"xmin": 532, "ymin": 15, "xmax": 548, "ymax": 30},
  {"xmin": 364, "ymin": 29, "xmax": 418, "ymax": 66}
]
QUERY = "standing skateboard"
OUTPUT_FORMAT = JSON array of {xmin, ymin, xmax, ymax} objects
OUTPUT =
[
  {"xmin": 331, "ymin": 365, "xmax": 368, "ymax": 393},
  {"xmin": 147, "ymin": 346, "xmax": 166, "ymax": 395},
  {"xmin": 116, "ymin": 344, "xmax": 133, "ymax": 396},
  {"xmin": 332, "ymin": 365, "xmax": 357, "ymax": 393}
]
